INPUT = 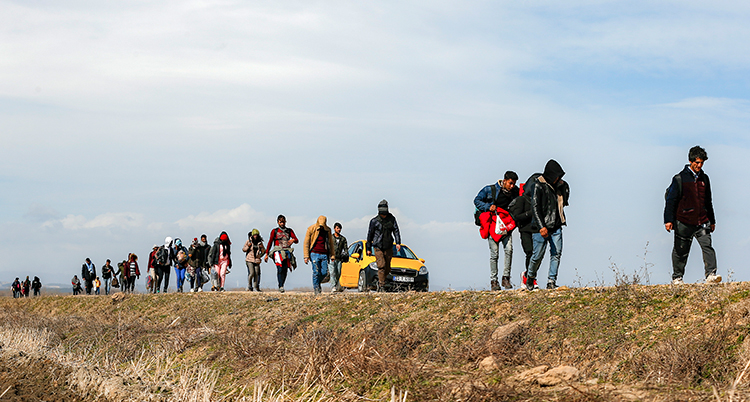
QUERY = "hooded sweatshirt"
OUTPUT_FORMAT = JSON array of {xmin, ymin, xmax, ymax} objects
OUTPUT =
[
  {"xmin": 531, "ymin": 159, "xmax": 570, "ymax": 231},
  {"xmin": 304, "ymin": 216, "xmax": 335, "ymax": 259}
]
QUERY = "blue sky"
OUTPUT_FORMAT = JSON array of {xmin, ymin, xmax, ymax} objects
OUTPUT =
[{"xmin": 2, "ymin": 1, "xmax": 749, "ymax": 290}]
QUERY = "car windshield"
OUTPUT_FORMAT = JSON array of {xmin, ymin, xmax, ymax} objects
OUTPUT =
[{"xmin": 393, "ymin": 245, "xmax": 417, "ymax": 260}]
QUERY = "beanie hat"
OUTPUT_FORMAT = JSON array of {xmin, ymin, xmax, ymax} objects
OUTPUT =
[
  {"xmin": 251, "ymin": 229, "xmax": 260, "ymax": 236},
  {"xmin": 220, "ymin": 233, "xmax": 229, "ymax": 242},
  {"xmin": 378, "ymin": 199, "xmax": 389, "ymax": 214}
]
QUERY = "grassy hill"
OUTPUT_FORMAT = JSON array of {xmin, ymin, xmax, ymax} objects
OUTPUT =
[{"xmin": 1, "ymin": 283, "xmax": 750, "ymax": 401}]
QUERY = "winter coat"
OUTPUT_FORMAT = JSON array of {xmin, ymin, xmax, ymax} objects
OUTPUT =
[
  {"xmin": 531, "ymin": 160, "xmax": 570, "ymax": 232},
  {"xmin": 367, "ymin": 213, "xmax": 401, "ymax": 252},
  {"xmin": 31, "ymin": 278, "xmax": 41, "ymax": 290},
  {"xmin": 333, "ymin": 234, "xmax": 349, "ymax": 261},
  {"xmin": 189, "ymin": 241, "xmax": 211, "ymax": 268},
  {"xmin": 508, "ymin": 193, "xmax": 533, "ymax": 233},
  {"xmin": 101, "ymin": 264, "xmax": 114, "ymax": 279},
  {"xmin": 124, "ymin": 260, "xmax": 140, "ymax": 278},
  {"xmin": 172, "ymin": 245, "xmax": 188, "ymax": 268},
  {"xmin": 266, "ymin": 227, "xmax": 298, "ymax": 253},
  {"xmin": 208, "ymin": 232, "xmax": 232, "ymax": 268},
  {"xmin": 478, "ymin": 209, "xmax": 517, "ymax": 242},
  {"xmin": 474, "ymin": 182, "xmax": 520, "ymax": 212},
  {"xmin": 303, "ymin": 216, "xmax": 336, "ymax": 259},
  {"xmin": 81, "ymin": 263, "xmax": 96, "ymax": 283},
  {"xmin": 242, "ymin": 238, "xmax": 266, "ymax": 264},
  {"xmin": 664, "ymin": 165, "xmax": 715, "ymax": 226}
]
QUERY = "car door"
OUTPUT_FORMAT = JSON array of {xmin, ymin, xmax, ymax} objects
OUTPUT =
[{"xmin": 340, "ymin": 241, "xmax": 363, "ymax": 288}]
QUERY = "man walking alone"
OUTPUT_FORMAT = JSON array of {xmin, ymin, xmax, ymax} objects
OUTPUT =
[
  {"xmin": 664, "ymin": 146, "xmax": 720, "ymax": 284},
  {"xmin": 366, "ymin": 200, "xmax": 401, "ymax": 291},
  {"xmin": 474, "ymin": 171, "xmax": 519, "ymax": 290}
]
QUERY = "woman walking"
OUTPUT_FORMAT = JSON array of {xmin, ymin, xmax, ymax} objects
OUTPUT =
[
  {"xmin": 208, "ymin": 232, "xmax": 232, "ymax": 292},
  {"xmin": 124, "ymin": 254, "xmax": 140, "ymax": 293},
  {"xmin": 242, "ymin": 229, "xmax": 265, "ymax": 291}
]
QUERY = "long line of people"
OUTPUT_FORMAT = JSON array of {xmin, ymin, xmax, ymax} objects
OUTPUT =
[{"xmin": 11, "ymin": 276, "xmax": 42, "ymax": 298}]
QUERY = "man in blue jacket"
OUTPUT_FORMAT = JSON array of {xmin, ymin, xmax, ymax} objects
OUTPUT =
[
  {"xmin": 474, "ymin": 171, "xmax": 519, "ymax": 290},
  {"xmin": 664, "ymin": 146, "xmax": 720, "ymax": 285}
]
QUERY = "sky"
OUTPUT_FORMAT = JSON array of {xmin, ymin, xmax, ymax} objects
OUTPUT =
[{"xmin": 2, "ymin": 1, "xmax": 750, "ymax": 291}]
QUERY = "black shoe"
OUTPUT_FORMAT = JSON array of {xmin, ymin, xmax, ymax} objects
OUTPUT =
[
  {"xmin": 546, "ymin": 280, "xmax": 558, "ymax": 290},
  {"xmin": 501, "ymin": 276, "xmax": 512, "ymax": 289},
  {"xmin": 526, "ymin": 277, "xmax": 539, "ymax": 291},
  {"xmin": 490, "ymin": 280, "xmax": 501, "ymax": 291}
]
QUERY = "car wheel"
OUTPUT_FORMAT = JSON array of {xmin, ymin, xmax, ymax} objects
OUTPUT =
[{"xmin": 358, "ymin": 270, "xmax": 368, "ymax": 293}]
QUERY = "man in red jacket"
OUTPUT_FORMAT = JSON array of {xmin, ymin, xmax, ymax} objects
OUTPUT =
[{"xmin": 664, "ymin": 146, "xmax": 720, "ymax": 285}]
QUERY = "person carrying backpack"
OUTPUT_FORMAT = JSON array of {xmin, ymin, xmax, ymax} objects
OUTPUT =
[
  {"xmin": 474, "ymin": 171, "xmax": 519, "ymax": 290},
  {"xmin": 172, "ymin": 238, "xmax": 189, "ymax": 292},
  {"xmin": 155, "ymin": 237, "xmax": 173, "ymax": 293},
  {"xmin": 265, "ymin": 215, "xmax": 299, "ymax": 293},
  {"xmin": 242, "ymin": 229, "xmax": 265, "ymax": 292},
  {"xmin": 664, "ymin": 146, "xmax": 720, "ymax": 285},
  {"xmin": 31, "ymin": 276, "xmax": 42, "ymax": 296},
  {"xmin": 71, "ymin": 275, "xmax": 82, "ymax": 295},
  {"xmin": 208, "ymin": 232, "xmax": 232, "ymax": 292}
]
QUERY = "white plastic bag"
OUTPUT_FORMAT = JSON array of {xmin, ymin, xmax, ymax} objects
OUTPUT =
[{"xmin": 494, "ymin": 213, "xmax": 507, "ymax": 236}]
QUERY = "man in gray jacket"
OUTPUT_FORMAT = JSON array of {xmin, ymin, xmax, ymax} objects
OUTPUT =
[{"xmin": 366, "ymin": 200, "xmax": 401, "ymax": 290}]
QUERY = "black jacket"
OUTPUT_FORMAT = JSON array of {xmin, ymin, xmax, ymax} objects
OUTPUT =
[
  {"xmin": 208, "ymin": 232, "xmax": 232, "ymax": 268},
  {"xmin": 508, "ymin": 192, "xmax": 533, "ymax": 233},
  {"xmin": 664, "ymin": 165, "xmax": 715, "ymax": 226},
  {"xmin": 81, "ymin": 263, "xmax": 96, "ymax": 283},
  {"xmin": 367, "ymin": 213, "xmax": 401, "ymax": 252},
  {"xmin": 531, "ymin": 160, "xmax": 570, "ymax": 231}
]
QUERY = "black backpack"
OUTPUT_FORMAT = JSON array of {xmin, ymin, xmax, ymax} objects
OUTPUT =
[
  {"xmin": 156, "ymin": 247, "xmax": 170, "ymax": 266},
  {"xmin": 474, "ymin": 185, "xmax": 497, "ymax": 226},
  {"xmin": 665, "ymin": 174, "xmax": 683, "ymax": 201}
]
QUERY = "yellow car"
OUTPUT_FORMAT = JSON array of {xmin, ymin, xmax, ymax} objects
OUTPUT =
[{"xmin": 339, "ymin": 240, "xmax": 429, "ymax": 292}]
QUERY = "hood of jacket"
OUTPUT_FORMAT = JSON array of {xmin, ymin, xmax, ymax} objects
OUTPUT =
[
  {"xmin": 316, "ymin": 215, "xmax": 327, "ymax": 227},
  {"xmin": 542, "ymin": 159, "xmax": 565, "ymax": 184}
]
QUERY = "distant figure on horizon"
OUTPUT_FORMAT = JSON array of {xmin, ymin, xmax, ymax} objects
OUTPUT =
[
  {"xmin": 11, "ymin": 278, "xmax": 21, "ymax": 298},
  {"xmin": 101, "ymin": 259, "xmax": 115, "ymax": 295},
  {"xmin": 31, "ymin": 276, "xmax": 41, "ymax": 296},
  {"xmin": 172, "ymin": 238, "xmax": 188, "ymax": 292},
  {"xmin": 23, "ymin": 276, "xmax": 30, "ymax": 297},
  {"xmin": 664, "ymin": 146, "xmax": 720, "ymax": 285},
  {"xmin": 147, "ymin": 245, "xmax": 159, "ymax": 293},
  {"xmin": 331, "ymin": 222, "xmax": 348, "ymax": 293},
  {"xmin": 155, "ymin": 237, "xmax": 173, "ymax": 293},
  {"xmin": 265, "ymin": 215, "xmax": 299, "ymax": 293},
  {"xmin": 524, "ymin": 159, "xmax": 569, "ymax": 291},
  {"xmin": 474, "ymin": 171, "xmax": 520, "ymax": 290},
  {"xmin": 209, "ymin": 232, "xmax": 232, "ymax": 292},
  {"xmin": 71, "ymin": 275, "xmax": 82, "ymax": 295},
  {"xmin": 93, "ymin": 276, "xmax": 101, "ymax": 295},
  {"xmin": 367, "ymin": 200, "xmax": 402, "ymax": 292},
  {"xmin": 81, "ymin": 258, "xmax": 96, "ymax": 295},
  {"xmin": 124, "ymin": 254, "xmax": 140, "ymax": 293}
]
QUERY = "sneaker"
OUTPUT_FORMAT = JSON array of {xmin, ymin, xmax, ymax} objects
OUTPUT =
[
  {"xmin": 279, "ymin": 287, "xmax": 285, "ymax": 293},
  {"xmin": 672, "ymin": 277, "xmax": 685, "ymax": 285},
  {"xmin": 521, "ymin": 271, "xmax": 538, "ymax": 287},
  {"xmin": 490, "ymin": 280, "xmax": 501, "ymax": 291},
  {"xmin": 546, "ymin": 280, "xmax": 558, "ymax": 290},
  {"xmin": 705, "ymin": 274, "xmax": 722, "ymax": 284},
  {"xmin": 314, "ymin": 288, "xmax": 321, "ymax": 295},
  {"xmin": 526, "ymin": 277, "xmax": 539, "ymax": 291},
  {"xmin": 198, "ymin": 288, "xmax": 203, "ymax": 292},
  {"xmin": 255, "ymin": 288, "xmax": 261, "ymax": 292},
  {"xmin": 501, "ymin": 276, "xmax": 512, "ymax": 289}
]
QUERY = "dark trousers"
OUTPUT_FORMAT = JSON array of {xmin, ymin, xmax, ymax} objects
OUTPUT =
[
  {"xmin": 374, "ymin": 247, "xmax": 393, "ymax": 286},
  {"xmin": 672, "ymin": 220, "xmax": 717, "ymax": 279},
  {"xmin": 85, "ymin": 280, "xmax": 92, "ymax": 294},
  {"xmin": 276, "ymin": 260, "xmax": 290, "ymax": 288},
  {"xmin": 161, "ymin": 266, "xmax": 170, "ymax": 292},
  {"xmin": 520, "ymin": 231, "xmax": 533, "ymax": 271}
]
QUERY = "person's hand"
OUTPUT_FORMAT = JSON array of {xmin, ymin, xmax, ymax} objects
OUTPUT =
[
  {"xmin": 366, "ymin": 250, "xmax": 372, "ymax": 256},
  {"xmin": 264, "ymin": 255, "xmax": 269, "ymax": 263},
  {"xmin": 304, "ymin": 257, "xmax": 309, "ymax": 265},
  {"xmin": 540, "ymin": 227, "xmax": 549, "ymax": 238},
  {"xmin": 489, "ymin": 205, "xmax": 497, "ymax": 213},
  {"xmin": 396, "ymin": 244, "xmax": 401, "ymax": 251},
  {"xmin": 665, "ymin": 223, "xmax": 673, "ymax": 232},
  {"xmin": 710, "ymin": 224, "xmax": 716, "ymax": 233}
]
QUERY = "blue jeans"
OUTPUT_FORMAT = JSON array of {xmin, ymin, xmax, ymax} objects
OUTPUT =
[
  {"xmin": 528, "ymin": 228, "xmax": 563, "ymax": 282},
  {"xmin": 103, "ymin": 277, "xmax": 112, "ymax": 295},
  {"xmin": 310, "ymin": 253, "xmax": 328, "ymax": 292},
  {"xmin": 330, "ymin": 260, "xmax": 342, "ymax": 290},
  {"xmin": 175, "ymin": 267, "xmax": 186, "ymax": 290},
  {"xmin": 488, "ymin": 235, "xmax": 513, "ymax": 281}
]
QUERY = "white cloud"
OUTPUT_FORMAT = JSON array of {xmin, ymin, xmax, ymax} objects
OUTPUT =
[
  {"xmin": 175, "ymin": 203, "xmax": 269, "ymax": 230},
  {"xmin": 661, "ymin": 97, "xmax": 750, "ymax": 110},
  {"xmin": 43, "ymin": 212, "xmax": 145, "ymax": 230}
]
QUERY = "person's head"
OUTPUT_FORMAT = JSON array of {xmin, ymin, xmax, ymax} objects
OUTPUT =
[
  {"xmin": 542, "ymin": 159, "xmax": 565, "ymax": 185},
  {"xmin": 174, "ymin": 238, "xmax": 182, "ymax": 247},
  {"xmin": 219, "ymin": 232, "xmax": 230, "ymax": 244},
  {"xmin": 502, "ymin": 171, "xmax": 518, "ymax": 191},
  {"xmin": 85, "ymin": 258, "xmax": 91, "ymax": 264},
  {"xmin": 277, "ymin": 215, "xmax": 286, "ymax": 228},
  {"xmin": 164, "ymin": 237, "xmax": 173, "ymax": 248},
  {"xmin": 201, "ymin": 234, "xmax": 207, "ymax": 242},
  {"xmin": 688, "ymin": 146, "xmax": 708, "ymax": 173},
  {"xmin": 130, "ymin": 254, "xmax": 138, "ymax": 261},
  {"xmin": 152, "ymin": 244, "xmax": 159, "ymax": 251},
  {"xmin": 334, "ymin": 222, "xmax": 342, "ymax": 235},
  {"xmin": 105, "ymin": 259, "xmax": 111, "ymax": 265},
  {"xmin": 26, "ymin": 276, "xmax": 29, "ymax": 280},
  {"xmin": 96, "ymin": 276, "xmax": 99, "ymax": 280},
  {"xmin": 34, "ymin": 276, "xmax": 38, "ymax": 281},
  {"xmin": 251, "ymin": 228, "xmax": 260, "ymax": 240},
  {"xmin": 316, "ymin": 215, "xmax": 327, "ymax": 227},
  {"xmin": 73, "ymin": 275, "xmax": 77, "ymax": 279},
  {"xmin": 378, "ymin": 199, "xmax": 389, "ymax": 216}
]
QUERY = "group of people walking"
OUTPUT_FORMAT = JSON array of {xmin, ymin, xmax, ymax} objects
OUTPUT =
[
  {"xmin": 11, "ymin": 276, "xmax": 41, "ymax": 298},
  {"xmin": 474, "ymin": 147, "xmax": 720, "ymax": 291}
]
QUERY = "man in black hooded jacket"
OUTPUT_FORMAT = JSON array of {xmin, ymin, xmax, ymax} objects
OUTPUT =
[{"xmin": 525, "ymin": 160, "xmax": 569, "ymax": 290}]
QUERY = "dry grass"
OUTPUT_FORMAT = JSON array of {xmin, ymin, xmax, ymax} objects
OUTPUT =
[{"xmin": 1, "ymin": 283, "xmax": 750, "ymax": 401}]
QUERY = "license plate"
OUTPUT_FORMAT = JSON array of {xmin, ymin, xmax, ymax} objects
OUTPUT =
[{"xmin": 393, "ymin": 276, "xmax": 414, "ymax": 283}]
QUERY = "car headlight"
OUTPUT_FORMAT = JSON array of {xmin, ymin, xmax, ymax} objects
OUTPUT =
[
  {"xmin": 419, "ymin": 266, "xmax": 428, "ymax": 275},
  {"xmin": 368, "ymin": 262, "xmax": 378, "ymax": 271}
]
